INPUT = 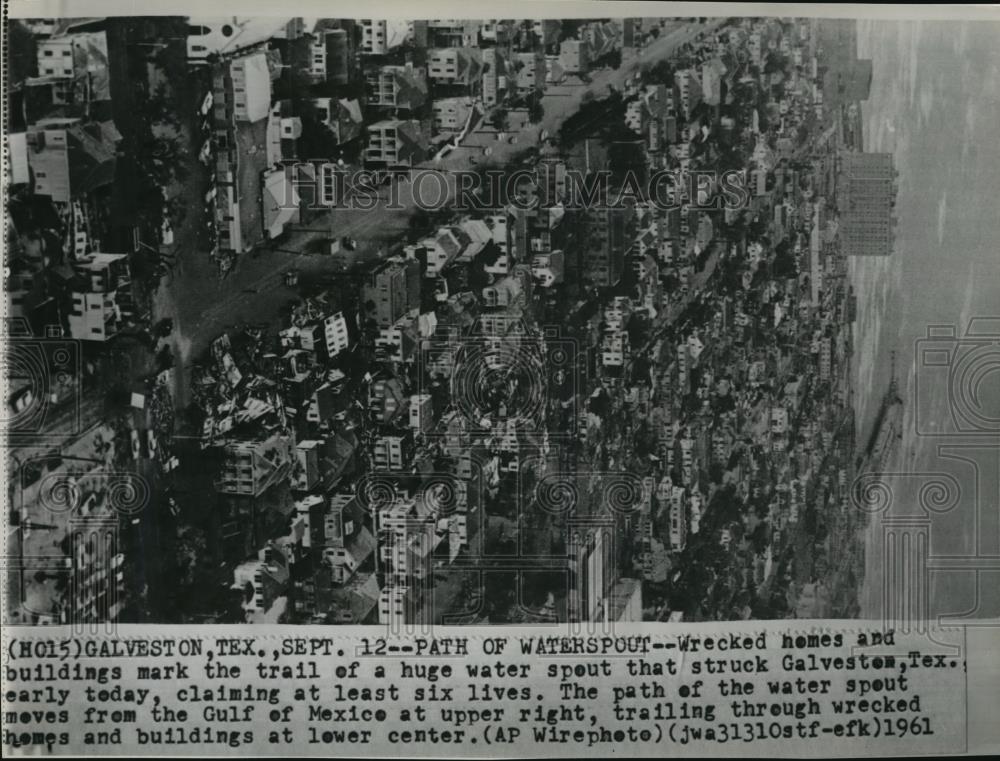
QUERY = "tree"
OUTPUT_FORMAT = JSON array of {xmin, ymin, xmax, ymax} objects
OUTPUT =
[
  {"xmin": 490, "ymin": 107, "xmax": 510, "ymax": 132},
  {"xmin": 528, "ymin": 98, "xmax": 545, "ymax": 125}
]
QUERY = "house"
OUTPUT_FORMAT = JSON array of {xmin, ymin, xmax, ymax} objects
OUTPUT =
[
  {"xmin": 513, "ymin": 51, "xmax": 546, "ymax": 94},
  {"xmin": 366, "ymin": 64, "xmax": 428, "ymax": 110},
  {"xmin": 31, "ymin": 29, "xmax": 111, "ymax": 107},
  {"xmin": 363, "ymin": 259, "xmax": 420, "ymax": 328},
  {"xmin": 481, "ymin": 48, "xmax": 509, "ymax": 107},
  {"xmin": 311, "ymin": 98, "xmax": 364, "ymax": 145},
  {"xmin": 211, "ymin": 50, "xmax": 276, "ymax": 254},
  {"xmin": 482, "ymin": 274, "xmax": 525, "ymax": 308},
  {"xmin": 376, "ymin": 316, "xmax": 419, "ymax": 364},
  {"xmin": 261, "ymin": 166, "xmax": 301, "ymax": 240},
  {"xmin": 291, "ymin": 439, "xmax": 322, "ymax": 491},
  {"xmin": 25, "ymin": 118, "xmax": 119, "ymax": 205},
  {"xmin": 373, "ymin": 431, "xmax": 415, "ymax": 471},
  {"xmin": 427, "ymin": 48, "xmax": 483, "ymax": 87},
  {"xmin": 408, "ymin": 394, "xmax": 435, "ymax": 433},
  {"xmin": 215, "ymin": 433, "xmax": 293, "ymax": 497},
  {"xmin": 359, "ymin": 19, "xmax": 410, "ymax": 54},
  {"xmin": 426, "ymin": 19, "xmax": 481, "ymax": 48},
  {"xmin": 323, "ymin": 312, "xmax": 350, "ymax": 357},
  {"xmin": 531, "ymin": 250, "xmax": 565, "ymax": 287},
  {"xmin": 363, "ymin": 120, "xmax": 430, "ymax": 167},
  {"xmin": 432, "ymin": 98, "xmax": 475, "ymax": 133},
  {"xmin": 232, "ymin": 544, "xmax": 291, "ymax": 622},
  {"xmin": 585, "ymin": 20, "xmax": 620, "ymax": 60},
  {"xmin": 368, "ymin": 376, "xmax": 408, "ymax": 424},
  {"xmin": 309, "ymin": 22, "xmax": 354, "ymax": 85},
  {"xmin": 323, "ymin": 494, "xmax": 376, "ymax": 588},
  {"xmin": 266, "ymin": 100, "xmax": 302, "ymax": 163},
  {"xmin": 67, "ymin": 252, "xmax": 130, "ymax": 342},
  {"xmin": 558, "ymin": 39, "xmax": 590, "ymax": 75}
]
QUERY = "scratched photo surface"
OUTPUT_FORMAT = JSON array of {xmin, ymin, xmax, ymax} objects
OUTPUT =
[{"xmin": 4, "ymin": 11, "xmax": 999, "ymax": 630}]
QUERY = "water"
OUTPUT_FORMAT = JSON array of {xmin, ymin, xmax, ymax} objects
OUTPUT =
[{"xmin": 854, "ymin": 19, "xmax": 1000, "ymax": 620}]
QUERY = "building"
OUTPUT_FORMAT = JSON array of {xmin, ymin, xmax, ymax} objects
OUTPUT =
[
  {"xmin": 569, "ymin": 525, "xmax": 613, "ymax": 622},
  {"xmin": 668, "ymin": 485, "xmax": 687, "ymax": 551},
  {"xmin": 311, "ymin": 98, "xmax": 364, "ymax": 145},
  {"xmin": 482, "ymin": 275, "xmax": 525, "ymax": 308},
  {"xmin": 408, "ymin": 393, "xmax": 435, "ymax": 433},
  {"xmin": 324, "ymin": 311, "xmax": 351, "ymax": 358},
  {"xmin": 427, "ymin": 48, "xmax": 484, "ymax": 87},
  {"xmin": 426, "ymin": 19, "xmax": 480, "ymax": 47},
  {"xmin": 261, "ymin": 166, "xmax": 301, "ymax": 240},
  {"xmin": 369, "ymin": 376, "xmax": 408, "ymax": 424},
  {"xmin": 373, "ymin": 431, "xmax": 415, "ymax": 472},
  {"xmin": 363, "ymin": 120, "xmax": 430, "ymax": 167},
  {"xmin": 530, "ymin": 250, "xmax": 565, "ymax": 287},
  {"xmin": 232, "ymin": 544, "xmax": 291, "ymax": 622},
  {"xmin": 360, "ymin": 19, "xmax": 410, "ymax": 54},
  {"xmin": 673, "ymin": 69, "xmax": 703, "ymax": 117},
  {"xmin": 513, "ymin": 51, "xmax": 546, "ymax": 94},
  {"xmin": 67, "ymin": 253, "xmax": 130, "ymax": 342},
  {"xmin": 211, "ymin": 50, "xmax": 275, "ymax": 254},
  {"xmin": 186, "ymin": 17, "xmax": 303, "ymax": 62},
  {"xmin": 601, "ymin": 330, "xmax": 629, "ymax": 368},
  {"xmin": 558, "ymin": 39, "xmax": 590, "ymax": 75},
  {"xmin": 481, "ymin": 48, "xmax": 509, "ymax": 107},
  {"xmin": 31, "ymin": 30, "xmax": 111, "ymax": 106},
  {"xmin": 363, "ymin": 259, "xmax": 420, "ymax": 328},
  {"xmin": 376, "ymin": 317, "xmax": 418, "ymax": 364},
  {"xmin": 584, "ymin": 207, "xmax": 633, "ymax": 287},
  {"xmin": 323, "ymin": 494, "xmax": 376, "ymax": 585},
  {"xmin": 291, "ymin": 440, "xmax": 322, "ymax": 491},
  {"xmin": 25, "ymin": 118, "xmax": 120, "ymax": 205},
  {"xmin": 432, "ymin": 98, "xmax": 475, "ymax": 133},
  {"xmin": 378, "ymin": 585, "xmax": 409, "ymax": 627},
  {"xmin": 215, "ymin": 433, "xmax": 293, "ymax": 497},
  {"xmin": 309, "ymin": 25, "xmax": 353, "ymax": 85},
  {"xmin": 839, "ymin": 152, "xmax": 897, "ymax": 256},
  {"xmin": 366, "ymin": 64, "xmax": 428, "ymax": 110},
  {"xmin": 68, "ymin": 291, "xmax": 120, "ymax": 342}
]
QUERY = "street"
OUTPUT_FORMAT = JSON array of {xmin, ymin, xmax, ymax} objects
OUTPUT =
[{"xmin": 151, "ymin": 20, "xmax": 719, "ymax": 413}]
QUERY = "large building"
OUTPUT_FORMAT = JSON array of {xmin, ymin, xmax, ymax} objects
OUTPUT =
[
  {"xmin": 583, "ymin": 207, "xmax": 633, "ymax": 287},
  {"xmin": 839, "ymin": 152, "xmax": 897, "ymax": 256},
  {"xmin": 363, "ymin": 259, "xmax": 420, "ymax": 328},
  {"xmin": 363, "ymin": 120, "xmax": 430, "ymax": 167},
  {"xmin": 568, "ymin": 524, "xmax": 613, "ymax": 622},
  {"xmin": 211, "ymin": 50, "xmax": 275, "ymax": 254}
]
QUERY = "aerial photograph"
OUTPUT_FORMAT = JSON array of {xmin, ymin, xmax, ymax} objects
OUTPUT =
[{"xmin": 4, "ymin": 12, "xmax": 998, "ymax": 627}]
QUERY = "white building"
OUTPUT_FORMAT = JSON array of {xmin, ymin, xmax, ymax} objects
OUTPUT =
[{"xmin": 324, "ymin": 312, "xmax": 350, "ymax": 357}]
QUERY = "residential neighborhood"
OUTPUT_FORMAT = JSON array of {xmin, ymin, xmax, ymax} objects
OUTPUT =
[{"xmin": 6, "ymin": 14, "xmax": 896, "ymax": 627}]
